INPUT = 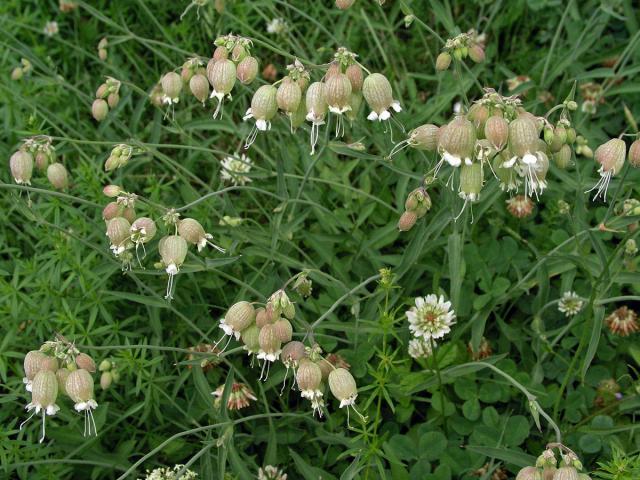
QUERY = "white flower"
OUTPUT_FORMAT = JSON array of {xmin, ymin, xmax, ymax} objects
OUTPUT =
[
  {"xmin": 266, "ymin": 18, "xmax": 288, "ymax": 35},
  {"xmin": 300, "ymin": 389, "xmax": 324, "ymax": 417},
  {"xmin": 406, "ymin": 294, "xmax": 456, "ymax": 340},
  {"xmin": 43, "ymin": 21, "xmax": 59, "ymax": 37},
  {"xmin": 558, "ymin": 291, "xmax": 584, "ymax": 317},
  {"xmin": 139, "ymin": 464, "xmax": 198, "ymax": 480},
  {"xmin": 220, "ymin": 154, "xmax": 253, "ymax": 186},
  {"xmin": 218, "ymin": 317, "xmax": 241, "ymax": 340},
  {"xmin": 408, "ymin": 338, "xmax": 434, "ymax": 359}
]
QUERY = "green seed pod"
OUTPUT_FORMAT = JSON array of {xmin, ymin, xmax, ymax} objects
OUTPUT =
[
  {"xmin": 189, "ymin": 73, "xmax": 209, "ymax": 104},
  {"xmin": 75, "ymin": 353, "xmax": 96, "ymax": 373},
  {"xmin": 549, "ymin": 133, "xmax": 564, "ymax": 153},
  {"xmin": 106, "ymin": 217, "xmax": 131, "ymax": 248},
  {"xmin": 509, "ymin": 116, "xmax": 539, "ymax": 157},
  {"xmin": 249, "ymin": 85, "xmax": 278, "ymax": 123},
  {"xmin": 281, "ymin": 341, "xmax": 306, "ymax": 367},
  {"xmin": 439, "ymin": 116, "xmax": 477, "ymax": 164},
  {"xmin": 296, "ymin": 359, "xmax": 322, "ymax": 392},
  {"xmin": 468, "ymin": 44, "xmax": 485, "ymax": 63},
  {"xmin": 273, "ymin": 317, "xmax": 293, "ymax": 343},
  {"xmin": 552, "ymin": 467, "xmax": 579, "ymax": 480},
  {"xmin": 161, "ymin": 71, "xmax": 182, "ymax": 101},
  {"xmin": 328, "ymin": 367, "xmax": 357, "ymax": 406},
  {"xmin": 436, "ymin": 52, "xmax": 452, "ymax": 71},
  {"xmin": 554, "ymin": 125, "xmax": 567, "ymax": 144},
  {"xmin": 10, "ymin": 150, "xmax": 34, "ymax": 185},
  {"xmin": 32, "ymin": 370, "xmax": 59, "ymax": 408},
  {"xmin": 459, "ymin": 162, "xmax": 484, "ymax": 201},
  {"xmin": 516, "ymin": 467, "xmax": 542, "ymax": 480},
  {"xmin": 325, "ymin": 73, "xmax": 352, "ymax": 113},
  {"xmin": 213, "ymin": 46, "xmax": 228, "ymax": 62},
  {"xmin": 485, "ymin": 116, "xmax": 509, "ymax": 150},
  {"xmin": 362, "ymin": 73, "xmax": 400, "ymax": 120},
  {"xmin": 159, "ymin": 235, "xmax": 188, "ymax": 270},
  {"xmin": 131, "ymin": 217, "xmax": 157, "ymax": 244},
  {"xmin": 629, "ymin": 139, "xmax": 640, "ymax": 168},
  {"xmin": 258, "ymin": 324, "xmax": 282, "ymax": 359},
  {"xmin": 56, "ymin": 368, "xmax": 71, "ymax": 396},
  {"xmin": 544, "ymin": 126, "xmax": 555, "ymax": 145},
  {"xmin": 46, "ymin": 162, "xmax": 69, "ymax": 189},
  {"xmin": 554, "ymin": 144, "xmax": 572, "ymax": 169},
  {"xmin": 236, "ymin": 56, "xmax": 259, "ymax": 84},
  {"xmin": 345, "ymin": 64, "xmax": 363, "ymax": 92},
  {"xmin": 92, "ymin": 99, "xmax": 109, "ymax": 121},
  {"xmin": 398, "ymin": 211, "xmax": 418, "ymax": 232},
  {"xmin": 276, "ymin": 77, "xmax": 302, "ymax": 114},
  {"xmin": 566, "ymin": 128, "xmax": 577, "ymax": 145},
  {"xmin": 225, "ymin": 301, "xmax": 256, "ymax": 333},
  {"xmin": 241, "ymin": 323, "xmax": 260, "ymax": 353},
  {"xmin": 66, "ymin": 368, "xmax": 95, "ymax": 404},
  {"xmin": 107, "ymin": 92, "xmax": 119, "ymax": 109},
  {"xmin": 306, "ymin": 81, "xmax": 328, "ymax": 121},
  {"xmin": 208, "ymin": 59, "xmax": 236, "ymax": 97},
  {"xmin": 100, "ymin": 371, "xmax": 112, "ymax": 390},
  {"xmin": 595, "ymin": 138, "xmax": 626, "ymax": 173},
  {"xmin": 231, "ymin": 43, "xmax": 247, "ymax": 63}
]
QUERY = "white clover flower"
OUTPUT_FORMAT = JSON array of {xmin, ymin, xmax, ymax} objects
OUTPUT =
[
  {"xmin": 558, "ymin": 291, "xmax": 584, "ymax": 317},
  {"xmin": 408, "ymin": 338, "xmax": 434, "ymax": 359},
  {"xmin": 43, "ymin": 21, "xmax": 59, "ymax": 37},
  {"xmin": 139, "ymin": 464, "xmax": 198, "ymax": 480},
  {"xmin": 220, "ymin": 154, "xmax": 253, "ymax": 186},
  {"xmin": 406, "ymin": 294, "xmax": 456, "ymax": 340},
  {"xmin": 258, "ymin": 465, "xmax": 288, "ymax": 480},
  {"xmin": 266, "ymin": 18, "xmax": 288, "ymax": 35}
]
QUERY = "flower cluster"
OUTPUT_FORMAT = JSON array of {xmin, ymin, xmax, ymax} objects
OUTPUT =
[
  {"xmin": 395, "ymin": 88, "xmax": 581, "ymax": 224},
  {"xmin": 517, "ymin": 444, "xmax": 585, "ymax": 480},
  {"xmin": 212, "ymin": 382, "xmax": 257, "ymax": 410},
  {"xmin": 97, "ymin": 37, "xmax": 108, "ymax": 61},
  {"xmin": 9, "ymin": 136, "xmax": 69, "ymax": 191},
  {"xmin": 258, "ymin": 465, "xmax": 287, "ymax": 480},
  {"xmin": 557, "ymin": 291, "xmax": 584, "ymax": 317},
  {"xmin": 92, "ymin": 77, "xmax": 121, "ymax": 122},
  {"xmin": 397, "ymin": 187, "xmax": 432, "ymax": 232},
  {"xmin": 220, "ymin": 153, "xmax": 254, "ymax": 185},
  {"xmin": 215, "ymin": 279, "xmax": 366, "ymax": 425},
  {"xmin": 11, "ymin": 58, "xmax": 32, "ymax": 81},
  {"xmin": 98, "ymin": 359, "xmax": 120, "ymax": 390},
  {"xmin": 406, "ymin": 294, "xmax": 456, "ymax": 357},
  {"xmin": 21, "ymin": 336, "xmax": 100, "ymax": 442},
  {"xmin": 435, "ymin": 30, "xmax": 486, "ymax": 71},
  {"xmin": 138, "ymin": 465, "xmax": 197, "ymax": 480},
  {"xmin": 605, "ymin": 306, "xmax": 639, "ymax": 337}
]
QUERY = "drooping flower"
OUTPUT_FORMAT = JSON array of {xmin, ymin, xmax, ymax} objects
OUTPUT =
[
  {"xmin": 406, "ymin": 294, "xmax": 456, "ymax": 340},
  {"xmin": 21, "ymin": 370, "xmax": 60, "ymax": 443},
  {"xmin": 506, "ymin": 195, "xmax": 534, "ymax": 218},
  {"xmin": 606, "ymin": 306, "xmax": 639, "ymax": 336},
  {"xmin": 328, "ymin": 367, "xmax": 366, "ymax": 426},
  {"xmin": 220, "ymin": 153, "xmax": 253, "ymax": 185},
  {"xmin": 296, "ymin": 359, "xmax": 324, "ymax": 417},
  {"xmin": 66, "ymin": 369, "xmax": 98, "ymax": 436},
  {"xmin": 558, "ymin": 291, "xmax": 584, "ymax": 317},
  {"xmin": 212, "ymin": 382, "xmax": 257, "ymax": 410}
]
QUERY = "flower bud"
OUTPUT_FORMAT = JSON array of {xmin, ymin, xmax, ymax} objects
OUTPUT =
[
  {"xmin": 96, "ymin": 83, "xmax": 109, "ymax": 99},
  {"xmin": 296, "ymin": 359, "xmax": 322, "ymax": 392},
  {"xmin": 336, "ymin": 0, "xmax": 355, "ymax": 8},
  {"xmin": 103, "ymin": 185, "xmax": 121, "ymax": 197},
  {"xmin": 75, "ymin": 353, "xmax": 96, "ymax": 373},
  {"xmin": 225, "ymin": 301, "xmax": 256, "ymax": 333},
  {"xmin": 161, "ymin": 72, "xmax": 182, "ymax": 102},
  {"xmin": 398, "ymin": 211, "xmax": 417, "ymax": 232},
  {"xmin": 595, "ymin": 138, "xmax": 626, "ymax": 173},
  {"xmin": 236, "ymin": 56, "xmax": 259, "ymax": 84},
  {"xmin": 102, "ymin": 202, "xmax": 135, "ymax": 223},
  {"xmin": 255, "ymin": 307, "xmax": 271, "ymax": 328},
  {"xmin": 516, "ymin": 467, "xmax": 542, "ymax": 480},
  {"xmin": 268, "ymin": 289, "xmax": 295, "ymax": 319},
  {"xmin": 629, "ymin": 139, "xmax": 640, "ymax": 168},
  {"xmin": 106, "ymin": 217, "xmax": 131, "ymax": 249},
  {"xmin": 362, "ymin": 73, "xmax": 400, "ymax": 120},
  {"xmin": 231, "ymin": 43, "xmax": 247, "ymax": 63},
  {"xmin": 35, "ymin": 151, "xmax": 52, "ymax": 171},
  {"xmin": 249, "ymin": 85, "xmax": 278, "ymax": 122},
  {"xmin": 98, "ymin": 359, "xmax": 111, "ymax": 371},
  {"xmin": 554, "ymin": 125, "xmax": 567, "ymax": 144},
  {"xmin": 66, "ymin": 368, "xmax": 95, "ymax": 404},
  {"xmin": 552, "ymin": 467, "xmax": 579, "ymax": 480},
  {"xmin": 46, "ymin": 162, "xmax": 69, "ymax": 189},
  {"xmin": 241, "ymin": 323, "xmax": 260, "ymax": 353},
  {"xmin": 100, "ymin": 371, "xmax": 112, "ymax": 390},
  {"xmin": 273, "ymin": 317, "xmax": 293, "ymax": 343},
  {"xmin": 345, "ymin": 64, "xmax": 363, "ymax": 92},
  {"xmin": 159, "ymin": 235, "xmax": 188, "ymax": 271},
  {"xmin": 277, "ymin": 77, "xmax": 302, "ymax": 114},
  {"xmin": 566, "ymin": 128, "xmax": 577, "ymax": 145},
  {"xmin": 485, "ymin": 116, "xmax": 509, "ymax": 150},
  {"xmin": 409, "ymin": 124, "xmax": 440, "ymax": 151},
  {"xmin": 208, "ymin": 59, "xmax": 236, "ymax": 96},
  {"xmin": 468, "ymin": 44, "xmax": 485, "ymax": 63},
  {"xmin": 281, "ymin": 341, "xmax": 306, "ymax": 367},
  {"xmin": 509, "ymin": 116, "xmax": 539, "ymax": 157},
  {"xmin": 405, "ymin": 187, "xmax": 432, "ymax": 217},
  {"xmin": 258, "ymin": 324, "xmax": 282, "ymax": 360},
  {"xmin": 436, "ymin": 52, "xmax": 452, "ymax": 71},
  {"xmin": 10, "ymin": 150, "xmax": 34, "ymax": 185},
  {"xmin": 554, "ymin": 144, "xmax": 572, "ymax": 169},
  {"xmin": 325, "ymin": 73, "xmax": 352, "ymax": 114},
  {"xmin": 467, "ymin": 104, "xmax": 489, "ymax": 133},
  {"xmin": 189, "ymin": 73, "xmax": 209, "ymax": 103},
  {"xmin": 328, "ymin": 367, "xmax": 357, "ymax": 407},
  {"xmin": 92, "ymin": 99, "xmax": 109, "ymax": 121},
  {"xmin": 11, "ymin": 67, "xmax": 23, "ymax": 80},
  {"xmin": 107, "ymin": 92, "xmax": 119, "ymax": 109},
  {"xmin": 439, "ymin": 116, "xmax": 477, "ymax": 163},
  {"xmin": 213, "ymin": 46, "xmax": 228, "ymax": 62}
]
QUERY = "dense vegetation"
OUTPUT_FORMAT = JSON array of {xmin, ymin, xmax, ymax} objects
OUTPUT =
[{"xmin": 2, "ymin": 0, "xmax": 640, "ymax": 479}]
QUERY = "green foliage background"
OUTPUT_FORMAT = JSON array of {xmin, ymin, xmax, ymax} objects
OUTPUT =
[{"xmin": 1, "ymin": 0, "xmax": 640, "ymax": 478}]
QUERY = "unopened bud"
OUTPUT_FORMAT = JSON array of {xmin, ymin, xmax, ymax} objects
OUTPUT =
[
  {"xmin": 485, "ymin": 116, "xmax": 509, "ymax": 150},
  {"xmin": 100, "ymin": 371, "xmax": 113, "ymax": 390},
  {"xmin": 92, "ymin": 99, "xmax": 109, "ymax": 121},
  {"xmin": 468, "ymin": 44, "xmax": 485, "ymax": 63},
  {"xmin": 75, "ymin": 353, "xmax": 96, "ymax": 372},
  {"xmin": 398, "ymin": 211, "xmax": 417, "ymax": 231},
  {"xmin": 436, "ymin": 52, "xmax": 452, "ymax": 71},
  {"xmin": 628, "ymin": 139, "xmax": 640, "ymax": 168},
  {"xmin": 10, "ymin": 150, "xmax": 34, "ymax": 185},
  {"xmin": 103, "ymin": 185, "xmax": 121, "ymax": 197},
  {"xmin": 46, "ymin": 163, "xmax": 69, "ymax": 189},
  {"xmin": 236, "ymin": 56, "xmax": 259, "ymax": 84},
  {"xmin": 345, "ymin": 64, "xmax": 363, "ymax": 92},
  {"xmin": 273, "ymin": 317, "xmax": 293, "ymax": 343}
]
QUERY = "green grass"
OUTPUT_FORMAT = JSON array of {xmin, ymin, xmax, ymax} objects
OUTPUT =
[{"xmin": 1, "ymin": 0, "xmax": 640, "ymax": 478}]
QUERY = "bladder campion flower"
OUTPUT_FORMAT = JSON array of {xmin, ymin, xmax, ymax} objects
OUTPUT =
[
  {"xmin": 296, "ymin": 359, "xmax": 324, "ymax": 417},
  {"xmin": 178, "ymin": 218, "xmax": 225, "ymax": 253},
  {"xmin": 362, "ymin": 72, "xmax": 401, "ymax": 123},
  {"xmin": 557, "ymin": 292, "xmax": 584, "ymax": 317},
  {"xmin": 159, "ymin": 235, "xmax": 188, "ymax": 300},
  {"xmin": 586, "ymin": 138, "xmax": 627, "ymax": 201},
  {"xmin": 21, "ymin": 370, "xmax": 59, "ymax": 443},
  {"xmin": 66, "ymin": 369, "xmax": 98, "ymax": 436},
  {"xmin": 406, "ymin": 294, "xmax": 456, "ymax": 340},
  {"xmin": 244, "ymin": 85, "xmax": 278, "ymax": 148},
  {"xmin": 328, "ymin": 367, "xmax": 366, "ymax": 426},
  {"xmin": 305, "ymin": 81, "xmax": 328, "ymax": 154}
]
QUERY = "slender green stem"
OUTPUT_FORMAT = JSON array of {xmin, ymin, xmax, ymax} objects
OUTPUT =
[{"xmin": 430, "ymin": 337, "xmax": 448, "ymax": 435}]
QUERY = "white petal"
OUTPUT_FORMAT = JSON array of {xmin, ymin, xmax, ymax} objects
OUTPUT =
[
  {"xmin": 391, "ymin": 101, "xmax": 402, "ymax": 112},
  {"xmin": 379, "ymin": 110, "xmax": 391, "ymax": 121},
  {"xmin": 367, "ymin": 111, "xmax": 379, "ymax": 121}
]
